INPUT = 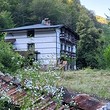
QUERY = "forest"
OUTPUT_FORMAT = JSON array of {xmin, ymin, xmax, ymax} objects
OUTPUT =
[{"xmin": 0, "ymin": 0, "xmax": 110, "ymax": 69}]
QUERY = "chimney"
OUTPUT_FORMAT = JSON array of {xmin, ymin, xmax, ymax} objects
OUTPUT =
[{"xmin": 41, "ymin": 18, "xmax": 51, "ymax": 25}]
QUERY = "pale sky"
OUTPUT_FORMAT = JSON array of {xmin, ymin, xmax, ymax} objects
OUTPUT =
[{"xmin": 80, "ymin": 0, "xmax": 110, "ymax": 17}]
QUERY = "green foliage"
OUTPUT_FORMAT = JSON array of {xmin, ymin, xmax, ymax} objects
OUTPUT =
[
  {"xmin": 76, "ymin": 8, "xmax": 102, "ymax": 68},
  {"xmin": 0, "ymin": 0, "xmax": 109, "ymax": 69},
  {"xmin": 0, "ymin": 0, "xmax": 82, "ymax": 30},
  {"xmin": 97, "ymin": 25, "xmax": 110, "ymax": 69},
  {"xmin": 30, "ymin": 0, "xmax": 69, "ymax": 25},
  {"xmin": 0, "ymin": 0, "xmax": 10, "ymax": 12},
  {"xmin": 102, "ymin": 25, "xmax": 110, "ymax": 46},
  {"xmin": 1, "ymin": 1, "xmax": 110, "ymax": 108},
  {"xmin": 11, "ymin": 0, "xmax": 32, "ymax": 26},
  {"xmin": 15, "ymin": 64, "xmax": 62, "ymax": 109},
  {"xmin": 0, "ymin": 11, "xmax": 14, "ymax": 29},
  {"xmin": 59, "ymin": 69, "xmax": 110, "ymax": 99},
  {"xmin": 22, "ymin": 51, "xmax": 36, "ymax": 67},
  {"xmin": 61, "ymin": 53, "xmax": 75, "ymax": 63},
  {"xmin": 103, "ymin": 45, "xmax": 110, "ymax": 68},
  {"xmin": 0, "ymin": 34, "xmax": 23, "ymax": 74},
  {"xmin": 0, "ymin": 89, "xmax": 20, "ymax": 110},
  {"xmin": 0, "ymin": 100, "xmax": 20, "ymax": 110}
]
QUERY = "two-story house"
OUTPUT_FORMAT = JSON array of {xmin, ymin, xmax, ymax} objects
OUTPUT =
[{"xmin": 2, "ymin": 21, "xmax": 79, "ymax": 70}]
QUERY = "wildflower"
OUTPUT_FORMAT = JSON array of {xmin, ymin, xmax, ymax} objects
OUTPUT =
[{"xmin": 11, "ymin": 57, "xmax": 15, "ymax": 60}]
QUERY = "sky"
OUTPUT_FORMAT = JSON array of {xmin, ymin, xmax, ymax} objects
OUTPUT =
[{"xmin": 80, "ymin": 0, "xmax": 110, "ymax": 18}]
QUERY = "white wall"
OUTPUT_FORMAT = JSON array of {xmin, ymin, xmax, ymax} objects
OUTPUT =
[
  {"xmin": 38, "ymin": 53, "xmax": 56, "ymax": 65},
  {"xmin": 6, "ymin": 29, "xmax": 57, "ymax": 65},
  {"xmin": 34, "ymin": 29, "xmax": 57, "ymax": 64},
  {"xmin": 5, "ymin": 27, "xmax": 77, "ymax": 69},
  {"xmin": 6, "ymin": 31, "xmax": 27, "ymax": 39},
  {"xmin": 55, "ymin": 28, "xmax": 61, "ymax": 59}
]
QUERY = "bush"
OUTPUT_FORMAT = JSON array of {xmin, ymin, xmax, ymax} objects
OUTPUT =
[
  {"xmin": 103, "ymin": 45, "xmax": 110, "ymax": 68},
  {"xmin": 0, "ymin": 34, "xmax": 23, "ymax": 74}
]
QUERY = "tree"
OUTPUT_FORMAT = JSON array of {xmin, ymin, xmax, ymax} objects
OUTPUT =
[
  {"xmin": 0, "ymin": 33, "xmax": 22, "ymax": 74},
  {"xmin": 10, "ymin": 0, "xmax": 32, "ymax": 26},
  {"xmin": 0, "ymin": 0, "xmax": 10, "ymax": 12},
  {"xmin": 103, "ymin": 45, "xmax": 110, "ymax": 68},
  {"xmin": 0, "ymin": 11, "xmax": 14, "ymax": 29},
  {"xmin": 30, "ymin": 0, "xmax": 64, "ymax": 24},
  {"xmin": 63, "ymin": 0, "xmax": 81, "ymax": 30},
  {"xmin": 76, "ymin": 7, "xmax": 102, "ymax": 68}
]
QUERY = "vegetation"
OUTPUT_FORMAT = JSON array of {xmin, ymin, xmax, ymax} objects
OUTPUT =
[
  {"xmin": 16, "ymin": 68, "xmax": 62, "ymax": 109},
  {"xmin": 0, "ymin": 34, "xmax": 63, "ymax": 109},
  {"xmin": 0, "ymin": 0, "xmax": 110, "ymax": 109},
  {"xmin": 58, "ymin": 69, "xmax": 110, "ymax": 99},
  {"xmin": 76, "ymin": 10, "xmax": 102, "ymax": 68},
  {"xmin": 96, "ymin": 15, "xmax": 108, "ymax": 24},
  {"xmin": 0, "ymin": 63, "xmax": 64, "ymax": 109},
  {"xmin": 1, "ymin": 0, "xmax": 110, "ymax": 69},
  {"xmin": 0, "ymin": 33, "xmax": 23, "ymax": 74}
]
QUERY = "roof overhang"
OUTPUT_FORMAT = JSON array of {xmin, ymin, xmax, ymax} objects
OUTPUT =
[
  {"xmin": 0, "ymin": 24, "xmax": 79, "ymax": 40},
  {"xmin": 60, "ymin": 26, "xmax": 80, "ymax": 40},
  {"xmin": 5, "ymin": 38, "xmax": 16, "ymax": 43}
]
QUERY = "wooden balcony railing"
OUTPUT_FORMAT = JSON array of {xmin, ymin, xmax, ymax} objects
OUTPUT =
[
  {"xmin": 60, "ymin": 33, "xmax": 75, "ymax": 44},
  {"xmin": 60, "ymin": 50, "xmax": 76, "ymax": 57}
]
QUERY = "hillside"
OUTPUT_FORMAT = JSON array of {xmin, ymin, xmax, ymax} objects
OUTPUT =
[{"xmin": 96, "ymin": 15, "xmax": 108, "ymax": 24}]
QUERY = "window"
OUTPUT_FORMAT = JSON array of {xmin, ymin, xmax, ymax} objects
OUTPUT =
[
  {"xmin": 73, "ymin": 45, "xmax": 76, "ymax": 53},
  {"xmin": 71, "ymin": 46, "xmax": 73, "ymax": 52},
  {"xmin": 27, "ymin": 29, "xmax": 34, "ymax": 37},
  {"xmin": 68, "ymin": 46, "xmax": 70, "ymax": 52},
  {"xmin": 27, "ymin": 43, "xmax": 35, "ymax": 51},
  {"xmin": 61, "ymin": 43, "xmax": 63, "ymax": 51},
  {"xmin": 64, "ymin": 44, "xmax": 67, "ymax": 51}
]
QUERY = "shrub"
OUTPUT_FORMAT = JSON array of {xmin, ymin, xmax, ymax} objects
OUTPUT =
[
  {"xmin": 0, "ymin": 34, "xmax": 23, "ymax": 74},
  {"xmin": 103, "ymin": 45, "xmax": 110, "ymax": 68}
]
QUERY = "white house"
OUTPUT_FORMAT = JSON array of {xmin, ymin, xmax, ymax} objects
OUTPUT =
[{"xmin": 2, "ymin": 22, "xmax": 79, "ymax": 70}]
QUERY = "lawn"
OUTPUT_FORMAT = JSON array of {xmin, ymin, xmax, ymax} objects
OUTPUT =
[{"xmin": 58, "ymin": 68, "xmax": 110, "ymax": 100}]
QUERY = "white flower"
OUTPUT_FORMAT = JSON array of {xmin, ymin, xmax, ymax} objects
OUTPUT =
[{"xmin": 11, "ymin": 57, "xmax": 15, "ymax": 60}]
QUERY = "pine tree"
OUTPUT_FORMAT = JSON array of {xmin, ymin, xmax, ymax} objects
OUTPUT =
[{"xmin": 76, "ymin": 7, "xmax": 101, "ymax": 68}]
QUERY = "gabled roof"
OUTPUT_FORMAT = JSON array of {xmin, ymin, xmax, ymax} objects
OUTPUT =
[
  {"xmin": 1, "ymin": 24, "xmax": 79, "ymax": 40},
  {"xmin": 2, "ymin": 24, "xmax": 64, "ymax": 32}
]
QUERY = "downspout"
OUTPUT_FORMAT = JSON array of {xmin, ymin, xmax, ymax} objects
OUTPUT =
[{"xmin": 55, "ymin": 28, "xmax": 57, "ymax": 66}]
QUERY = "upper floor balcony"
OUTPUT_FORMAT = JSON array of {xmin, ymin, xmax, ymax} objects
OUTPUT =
[
  {"xmin": 60, "ymin": 50, "xmax": 76, "ymax": 58},
  {"xmin": 60, "ymin": 33, "xmax": 75, "ymax": 44}
]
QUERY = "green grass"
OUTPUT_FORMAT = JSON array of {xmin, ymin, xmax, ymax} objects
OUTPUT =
[{"xmin": 58, "ymin": 68, "xmax": 110, "ymax": 100}]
